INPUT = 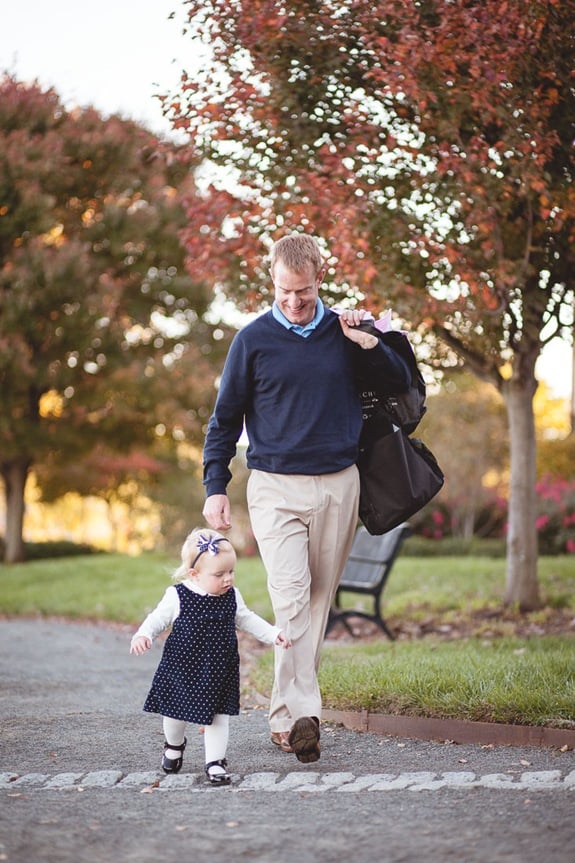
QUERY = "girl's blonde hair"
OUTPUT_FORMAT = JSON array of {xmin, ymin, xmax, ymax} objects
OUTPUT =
[{"xmin": 172, "ymin": 527, "xmax": 233, "ymax": 582}]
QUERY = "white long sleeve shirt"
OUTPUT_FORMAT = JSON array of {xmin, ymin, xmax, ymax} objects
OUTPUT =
[{"xmin": 131, "ymin": 581, "xmax": 280, "ymax": 646}]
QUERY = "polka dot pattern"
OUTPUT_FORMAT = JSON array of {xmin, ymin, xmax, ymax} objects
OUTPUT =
[{"xmin": 143, "ymin": 583, "xmax": 240, "ymax": 725}]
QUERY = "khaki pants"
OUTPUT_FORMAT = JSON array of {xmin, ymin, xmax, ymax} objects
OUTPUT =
[{"xmin": 247, "ymin": 466, "xmax": 360, "ymax": 733}]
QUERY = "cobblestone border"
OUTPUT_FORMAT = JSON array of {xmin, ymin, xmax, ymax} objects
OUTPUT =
[{"xmin": 2, "ymin": 770, "xmax": 574, "ymax": 792}]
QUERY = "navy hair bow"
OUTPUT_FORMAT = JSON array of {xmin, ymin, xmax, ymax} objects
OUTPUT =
[{"xmin": 191, "ymin": 533, "xmax": 227, "ymax": 568}]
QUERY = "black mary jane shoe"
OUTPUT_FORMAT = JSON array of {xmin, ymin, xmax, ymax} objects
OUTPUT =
[
  {"xmin": 205, "ymin": 758, "xmax": 231, "ymax": 786},
  {"xmin": 161, "ymin": 738, "xmax": 187, "ymax": 774}
]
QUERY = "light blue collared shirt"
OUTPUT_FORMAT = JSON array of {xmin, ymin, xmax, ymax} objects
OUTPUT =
[{"xmin": 272, "ymin": 299, "xmax": 324, "ymax": 337}]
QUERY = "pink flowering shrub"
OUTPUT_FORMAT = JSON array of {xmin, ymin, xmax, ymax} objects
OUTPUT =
[
  {"xmin": 411, "ymin": 477, "xmax": 575, "ymax": 554},
  {"xmin": 535, "ymin": 477, "xmax": 575, "ymax": 555}
]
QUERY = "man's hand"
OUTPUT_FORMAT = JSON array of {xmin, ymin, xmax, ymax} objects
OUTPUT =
[
  {"xmin": 203, "ymin": 494, "xmax": 232, "ymax": 531},
  {"xmin": 338, "ymin": 310, "xmax": 378, "ymax": 349}
]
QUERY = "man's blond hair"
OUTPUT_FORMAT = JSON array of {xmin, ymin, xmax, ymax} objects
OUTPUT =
[{"xmin": 270, "ymin": 234, "xmax": 324, "ymax": 275}]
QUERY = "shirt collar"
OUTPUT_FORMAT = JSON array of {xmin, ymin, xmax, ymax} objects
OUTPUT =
[
  {"xmin": 183, "ymin": 579, "xmax": 206, "ymax": 595},
  {"xmin": 272, "ymin": 299, "xmax": 324, "ymax": 337}
]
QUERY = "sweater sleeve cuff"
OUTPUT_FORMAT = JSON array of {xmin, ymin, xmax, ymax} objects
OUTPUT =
[{"xmin": 205, "ymin": 479, "xmax": 229, "ymax": 497}]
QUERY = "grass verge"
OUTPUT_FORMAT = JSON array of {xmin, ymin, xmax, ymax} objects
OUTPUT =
[{"xmin": 252, "ymin": 637, "xmax": 575, "ymax": 728}]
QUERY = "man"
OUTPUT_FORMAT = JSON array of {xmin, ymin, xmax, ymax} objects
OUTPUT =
[{"xmin": 202, "ymin": 234, "xmax": 410, "ymax": 763}]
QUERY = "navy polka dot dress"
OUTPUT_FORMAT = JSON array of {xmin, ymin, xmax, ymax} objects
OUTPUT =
[{"xmin": 143, "ymin": 583, "xmax": 240, "ymax": 724}]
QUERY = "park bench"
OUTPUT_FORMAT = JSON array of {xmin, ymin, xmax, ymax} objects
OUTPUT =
[{"xmin": 326, "ymin": 522, "xmax": 412, "ymax": 640}]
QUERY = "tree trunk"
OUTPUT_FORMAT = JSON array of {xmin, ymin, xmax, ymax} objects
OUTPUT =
[
  {"xmin": 1, "ymin": 460, "xmax": 30, "ymax": 563},
  {"xmin": 502, "ymin": 375, "xmax": 541, "ymax": 610}
]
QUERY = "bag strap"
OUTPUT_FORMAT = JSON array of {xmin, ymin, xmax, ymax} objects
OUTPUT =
[{"xmin": 357, "ymin": 323, "xmax": 427, "ymax": 434}]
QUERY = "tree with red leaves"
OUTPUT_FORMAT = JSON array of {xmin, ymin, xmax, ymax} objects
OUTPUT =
[
  {"xmin": 165, "ymin": 0, "xmax": 575, "ymax": 609},
  {"xmin": 0, "ymin": 76, "xmax": 228, "ymax": 562}
]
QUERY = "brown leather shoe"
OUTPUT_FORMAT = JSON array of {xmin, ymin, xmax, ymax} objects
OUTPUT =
[
  {"xmin": 271, "ymin": 731, "xmax": 294, "ymax": 753},
  {"xmin": 288, "ymin": 716, "xmax": 321, "ymax": 763}
]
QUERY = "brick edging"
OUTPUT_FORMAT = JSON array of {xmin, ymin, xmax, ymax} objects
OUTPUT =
[{"xmin": 322, "ymin": 709, "xmax": 575, "ymax": 749}]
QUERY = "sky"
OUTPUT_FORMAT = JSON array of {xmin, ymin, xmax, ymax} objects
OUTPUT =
[
  {"xmin": 1, "ymin": 0, "xmax": 572, "ymax": 399},
  {"xmin": 0, "ymin": 0, "xmax": 189, "ymax": 135}
]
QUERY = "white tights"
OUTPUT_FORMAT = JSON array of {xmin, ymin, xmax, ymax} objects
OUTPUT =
[{"xmin": 163, "ymin": 714, "xmax": 230, "ymax": 774}]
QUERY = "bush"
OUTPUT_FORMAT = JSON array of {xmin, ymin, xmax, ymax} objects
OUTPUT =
[
  {"xmin": 403, "ymin": 535, "xmax": 506, "ymax": 557},
  {"xmin": 409, "ymin": 477, "xmax": 575, "ymax": 555},
  {"xmin": 536, "ymin": 477, "xmax": 575, "ymax": 555},
  {"xmin": 0, "ymin": 539, "xmax": 103, "ymax": 561},
  {"xmin": 410, "ymin": 496, "xmax": 508, "ymax": 541}
]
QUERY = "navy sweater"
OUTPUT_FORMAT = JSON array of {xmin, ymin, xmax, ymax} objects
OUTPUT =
[{"xmin": 203, "ymin": 308, "xmax": 410, "ymax": 496}]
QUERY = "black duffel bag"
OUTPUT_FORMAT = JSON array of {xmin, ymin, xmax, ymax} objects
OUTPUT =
[{"xmin": 357, "ymin": 406, "xmax": 445, "ymax": 536}]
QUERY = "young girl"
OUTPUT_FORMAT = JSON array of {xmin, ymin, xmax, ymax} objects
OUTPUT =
[{"xmin": 130, "ymin": 527, "xmax": 290, "ymax": 786}]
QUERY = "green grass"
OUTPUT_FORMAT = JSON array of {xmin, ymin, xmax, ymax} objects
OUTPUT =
[
  {"xmin": 253, "ymin": 637, "xmax": 575, "ymax": 728},
  {"xmin": 1, "ymin": 551, "xmax": 573, "ymax": 727},
  {"xmin": 380, "ymin": 555, "xmax": 575, "ymax": 616},
  {"xmin": 2, "ymin": 552, "xmax": 573, "ymax": 623},
  {"xmin": 0, "ymin": 552, "xmax": 275, "ymax": 624}
]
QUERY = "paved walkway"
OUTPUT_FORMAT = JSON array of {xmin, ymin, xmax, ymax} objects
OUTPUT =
[{"xmin": 1, "ymin": 618, "xmax": 574, "ymax": 863}]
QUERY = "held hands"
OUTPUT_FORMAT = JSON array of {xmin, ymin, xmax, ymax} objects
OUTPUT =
[
  {"xmin": 130, "ymin": 636, "xmax": 151, "ymax": 656},
  {"xmin": 338, "ymin": 309, "xmax": 378, "ymax": 350},
  {"xmin": 275, "ymin": 631, "xmax": 292, "ymax": 649}
]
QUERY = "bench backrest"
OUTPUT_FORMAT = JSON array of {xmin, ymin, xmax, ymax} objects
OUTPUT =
[{"xmin": 339, "ymin": 523, "xmax": 411, "ymax": 591}]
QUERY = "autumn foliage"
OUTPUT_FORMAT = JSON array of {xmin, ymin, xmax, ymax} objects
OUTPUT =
[
  {"xmin": 165, "ymin": 0, "xmax": 575, "ymax": 608},
  {"xmin": 0, "ymin": 76, "xmax": 229, "ymax": 561},
  {"xmin": 167, "ymin": 0, "xmax": 574, "ymax": 366}
]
